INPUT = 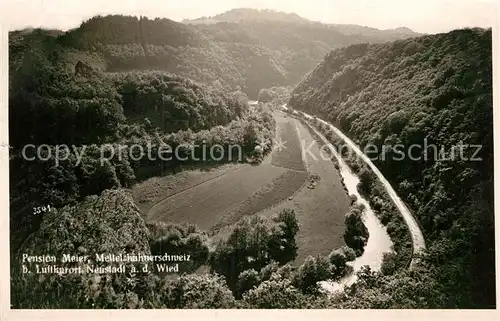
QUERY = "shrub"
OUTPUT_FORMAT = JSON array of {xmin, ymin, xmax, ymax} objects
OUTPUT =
[{"xmin": 292, "ymin": 255, "xmax": 332, "ymax": 294}]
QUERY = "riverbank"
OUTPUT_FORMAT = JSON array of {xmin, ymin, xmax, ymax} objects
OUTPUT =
[{"xmin": 281, "ymin": 104, "xmax": 426, "ymax": 292}]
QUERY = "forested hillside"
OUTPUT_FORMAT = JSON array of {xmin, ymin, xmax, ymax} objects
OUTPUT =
[
  {"xmin": 11, "ymin": 11, "xmax": 419, "ymax": 99},
  {"xmin": 12, "ymin": 190, "xmax": 154, "ymax": 308},
  {"xmin": 8, "ymin": 25, "xmax": 273, "ymax": 254},
  {"xmin": 289, "ymin": 28, "xmax": 494, "ymax": 308}
]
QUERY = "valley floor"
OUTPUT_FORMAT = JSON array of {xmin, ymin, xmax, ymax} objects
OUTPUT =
[
  {"xmin": 132, "ymin": 110, "xmax": 351, "ymax": 264},
  {"xmin": 256, "ymin": 112, "xmax": 351, "ymax": 263}
]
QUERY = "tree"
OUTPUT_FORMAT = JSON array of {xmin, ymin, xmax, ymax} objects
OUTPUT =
[
  {"xmin": 271, "ymin": 209, "xmax": 299, "ymax": 263},
  {"xmin": 160, "ymin": 274, "xmax": 236, "ymax": 308},
  {"xmin": 357, "ymin": 166, "xmax": 374, "ymax": 196},
  {"xmin": 243, "ymin": 275, "xmax": 307, "ymax": 309},
  {"xmin": 235, "ymin": 269, "xmax": 261, "ymax": 298},
  {"xmin": 328, "ymin": 246, "xmax": 357, "ymax": 279},
  {"xmin": 148, "ymin": 221, "xmax": 209, "ymax": 273},
  {"xmin": 343, "ymin": 205, "xmax": 369, "ymax": 256},
  {"xmin": 292, "ymin": 255, "xmax": 332, "ymax": 294},
  {"xmin": 210, "ymin": 209, "xmax": 299, "ymax": 290}
]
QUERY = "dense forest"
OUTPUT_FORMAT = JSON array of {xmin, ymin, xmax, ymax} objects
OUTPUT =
[
  {"xmin": 8, "ymin": 25, "xmax": 274, "ymax": 254},
  {"xmin": 289, "ymin": 28, "xmax": 495, "ymax": 308},
  {"xmin": 11, "ymin": 10, "xmax": 419, "ymax": 99}
]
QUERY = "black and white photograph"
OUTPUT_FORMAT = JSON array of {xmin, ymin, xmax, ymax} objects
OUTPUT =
[{"xmin": 1, "ymin": 0, "xmax": 498, "ymax": 315}]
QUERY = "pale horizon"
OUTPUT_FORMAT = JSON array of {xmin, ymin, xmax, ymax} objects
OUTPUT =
[{"xmin": 1, "ymin": 0, "xmax": 498, "ymax": 34}]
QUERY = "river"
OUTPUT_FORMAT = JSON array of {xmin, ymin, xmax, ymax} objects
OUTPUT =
[
  {"xmin": 281, "ymin": 104, "xmax": 426, "ymax": 292},
  {"xmin": 308, "ymin": 119, "xmax": 393, "ymax": 293}
]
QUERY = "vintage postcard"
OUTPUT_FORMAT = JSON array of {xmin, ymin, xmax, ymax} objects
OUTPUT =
[{"xmin": 1, "ymin": 0, "xmax": 499, "ymax": 319}]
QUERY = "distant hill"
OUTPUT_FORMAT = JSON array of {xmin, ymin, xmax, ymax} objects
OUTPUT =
[
  {"xmin": 182, "ymin": 8, "xmax": 309, "ymax": 24},
  {"xmin": 184, "ymin": 8, "xmax": 420, "ymax": 40},
  {"xmin": 10, "ymin": 11, "xmax": 419, "ymax": 98},
  {"xmin": 329, "ymin": 24, "xmax": 421, "ymax": 39},
  {"xmin": 183, "ymin": 8, "xmax": 420, "ymax": 43}
]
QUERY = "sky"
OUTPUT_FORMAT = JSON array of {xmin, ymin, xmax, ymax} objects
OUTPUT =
[{"xmin": 1, "ymin": 0, "xmax": 498, "ymax": 34}]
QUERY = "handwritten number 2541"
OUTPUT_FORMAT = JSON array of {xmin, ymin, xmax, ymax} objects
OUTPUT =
[{"xmin": 33, "ymin": 205, "xmax": 51, "ymax": 215}]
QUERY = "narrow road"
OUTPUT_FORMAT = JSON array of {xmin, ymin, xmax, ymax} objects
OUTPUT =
[{"xmin": 283, "ymin": 105, "xmax": 426, "ymax": 267}]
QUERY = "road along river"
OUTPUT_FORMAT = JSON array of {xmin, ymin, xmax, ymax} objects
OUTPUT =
[{"xmin": 281, "ymin": 104, "xmax": 427, "ymax": 291}]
